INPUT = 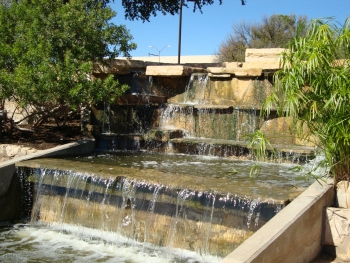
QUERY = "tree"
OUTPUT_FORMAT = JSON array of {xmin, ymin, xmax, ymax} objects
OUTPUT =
[
  {"xmin": 0, "ymin": 0, "xmax": 136, "ymax": 129},
  {"xmin": 262, "ymin": 17, "xmax": 350, "ymax": 181},
  {"xmin": 215, "ymin": 14, "xmax": 307, "ymax": 62},
  {"xmin": 215, "ymin": 21, "xmax": 251, "ymax": 62},
  {"xmin": 121, "ymin": 0, "xmax": 246, "ymax": 22}
]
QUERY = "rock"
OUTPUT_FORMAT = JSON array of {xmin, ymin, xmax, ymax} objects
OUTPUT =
[
  {"xmin": 6, "ymin": 145, "xmax": 21, "ymax": 158},
  {"xmin": 20, "ymin": 147, "xmax": 37, "ymax": 156},
  {"xmin": 0, "ymin": 144, "xmax": 7, "ymax": 157},
  {"xmin": 0, "ymin": 144, "xmax": 38, "ymax": 161},
  {"xmin": 336, "ymin": 181, "xmax": 350, "ymax": 208},
  {"xmin": 324, "ymin": 207, "xmax": 350, "ymax": 260}
]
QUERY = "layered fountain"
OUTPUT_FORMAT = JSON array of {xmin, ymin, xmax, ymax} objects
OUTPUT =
[
  {"xmin": 91, "ymin": 49, "xmax": 314, "ymax": 162},
  {"xmin": 0, "ymin": 49, "xmax": 317, "ymax": 262}
]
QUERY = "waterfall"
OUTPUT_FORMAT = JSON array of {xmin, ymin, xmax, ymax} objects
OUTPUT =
[
  {"xmin": 157, "ymin": 105, "xmax": 258, "ymax": 141},
  {"xmin": 183, "ymin": 73, "xmax": 209, "ymax": 104},
  {"xmin": 16, "ymin": 165, "xmax": 283, "ymax": 261},
  {"xmin": 7, "ymin": 149, "xmax": 315, "ymax": 262}
]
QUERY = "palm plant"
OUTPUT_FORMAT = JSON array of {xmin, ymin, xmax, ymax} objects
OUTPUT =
[{"xmin": 263, "ymin": 17, "xmax": 350, "ymax": 182}]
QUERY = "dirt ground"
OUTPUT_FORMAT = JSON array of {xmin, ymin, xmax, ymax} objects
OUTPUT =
[{"xmin": 0, "ymin": 119, "xmax": 88, "ymax": 150}]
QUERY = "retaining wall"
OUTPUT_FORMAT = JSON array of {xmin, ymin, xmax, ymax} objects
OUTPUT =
[{"xmin": 222, "ymin": 179, "xmax": 335, "ymax": 263}]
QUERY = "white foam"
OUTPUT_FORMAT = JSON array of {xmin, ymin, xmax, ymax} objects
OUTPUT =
[{"xmin": 1, "ymin": 223, "xmax": 222, "ymax": 263}]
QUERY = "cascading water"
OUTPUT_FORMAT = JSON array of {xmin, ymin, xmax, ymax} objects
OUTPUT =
[
  {"xmin": 1, "ymin": 152, "xmax": 314, "ymax": 262},
  {"xmin": 183, "ymin": 73, "xmax": 209, "ymax": 104},
  {"xmin": 156, "ymin": 73, "xmax": 260, "ymax": 142},
  {"xmin": 156, "ymin": 104, "xmax": 259, "ymax": 143},
  {"xmin": 91, "ymin": 71, "xmax": 314, "ymax": 164}
]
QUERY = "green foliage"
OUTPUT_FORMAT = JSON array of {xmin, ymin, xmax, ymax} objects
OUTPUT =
[
  {"xmin": 227, "ymin": 168, "xmax": 238, "ymax": 175},
  {"xmin": 250, "ymin": 14, "xmax": 307, "ymax": 48},
  {"xmin": 0, "ymin": 0, "xmax": 136, "ymax": 127},
  {"xmin": 264, "ymin": 17, "xmax": 350, "ymax": 181},
  {"xmin": 121, "ymin": 0, "xmax": 246, "ymax": 22},
  {"xmin": 249, "ymin": 163, "xmax": 261, "ymax": 178},
  {"xmin": 245, "ymin": 130, "xmax": 276, "ymax": 161},
  {"xmin": 215, "ymin": 14, "xmax": 307, "ymax": 62}
]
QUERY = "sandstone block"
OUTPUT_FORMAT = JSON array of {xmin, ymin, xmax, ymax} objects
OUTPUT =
[
  {"xmin": 207, "ymin": 67, "xmax": 263, "ymax": 77},
  {"xmin": 207, "ymin": 67, "xmax": 227, "ymax": 74},
  {"xmin": 245, "ymin": 48, "xmax": 285, "ymax": 62},
  {"xmin": 230, "ymin": 68, "xmax": 262, "ymax": 77},
  {"xmin": 337, "ymin": 181, "xmax": 350, "ymax": 208},
  {"xmin": 324, "ymin": 207, "xmax": 350, "ymax": 260},
  {"xmin": 145, "ymin": 66, "xmax": 206, "ymax": 76},
  {"xmin": 243, "ymin": 61, "xmax": 281, "ymax": 70},
  {"xmin": 223, "ymin": 62, "xmax": 243, "ymax": 69},
  {"xmin": 260, "ymin": 117, "xmax": 295, "ymax": 145}
]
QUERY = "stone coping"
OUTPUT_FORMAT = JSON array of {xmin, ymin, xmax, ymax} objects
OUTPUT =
[
  {"xmin": 222, "ymin": 178, "xmax": 334, "ymax": 263},
  {"xmin": 0, "ymin": 139, "xmax": 95, "ymax": 196},
  {"xmin": 145, "ymin": 65, "xmax": 207, "ymax": 76}
]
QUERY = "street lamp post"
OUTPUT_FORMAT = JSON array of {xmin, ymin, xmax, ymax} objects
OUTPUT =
[
  {"xmin": 148, "ymin": 45, "xmax": 171, "ymax": 63},
  {"xmin": 178, "ymin": 0, "xmax": 195, "ymax": 64}
]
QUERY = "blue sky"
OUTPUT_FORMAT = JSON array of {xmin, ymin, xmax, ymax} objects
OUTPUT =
[{"xmin": 110, "ymin": 0, "xmax": 349, "ymax": 57}]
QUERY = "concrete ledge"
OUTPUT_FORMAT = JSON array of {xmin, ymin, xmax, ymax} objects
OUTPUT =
[
  {"xmin": 0, "ymin": 139, "xmax": 95, "ymax": 196},
  {"xmin": 222, "ymin": 179, "xmax": 335, "ymax": 263}
]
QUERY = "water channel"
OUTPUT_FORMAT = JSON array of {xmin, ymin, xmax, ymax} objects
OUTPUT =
[{"xmin": 0, "ymin": 151, "xmax": 315, "ymax": 263}]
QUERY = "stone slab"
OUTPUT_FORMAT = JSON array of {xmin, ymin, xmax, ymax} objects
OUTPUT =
[
  {"xmin": 208, "ymin": 73, "xmax": 231, "ymax": 78},
  {"xmin": 145, "ymin": 65, "xmax": 206, "ymax": 76},
  {"xmin": 243, "ymin": 61, "xmax": 281, "ymax": 70},
  {"xmin": 207, "ymin": 67, "xmax": 262, "ymax": 77},
  {"xmin": 336, "ymin": 181, "xmax": 350, "ymax": 208},
  {"xmin": 245, "ymin": 48, "xmax": 285, "ymax": 62},
  {"xmin": 93, "ymin": 59, "xmax": 152, "ymax": 74},
  {"xmin": 232, "ymin": 68, "xmax": 262, "ymax": 77},
  {"xmin": 223, "ymin": 62, "xmax": 243, "ymax": 69},
  {"xmin": 207, "ymin": 67, "xmax": 227, "ymax": 74},
  {"xmin": 324, "ymin": 208, "xmax": 350, "ymax": 261}
]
